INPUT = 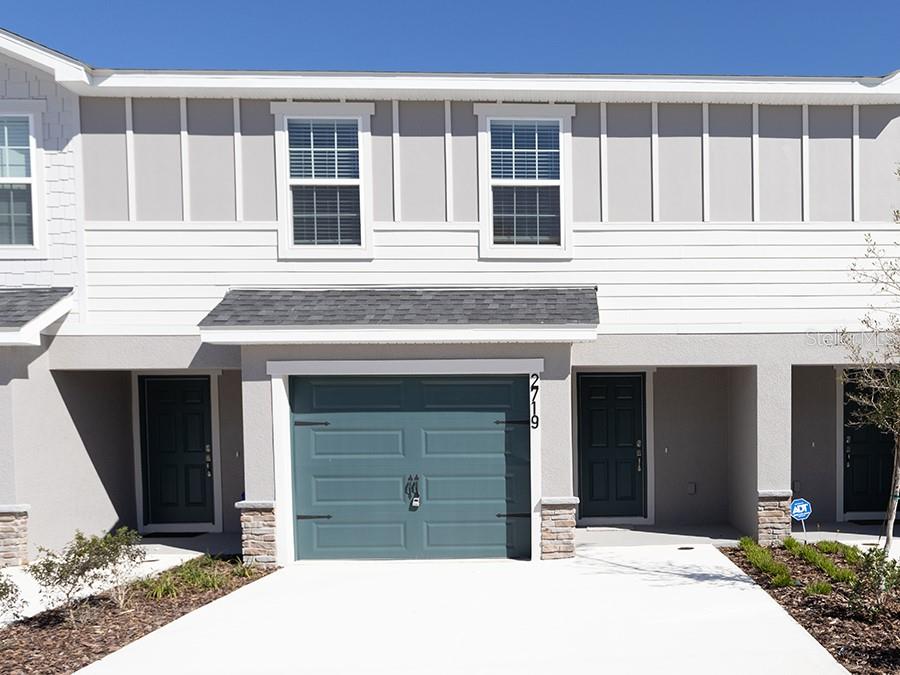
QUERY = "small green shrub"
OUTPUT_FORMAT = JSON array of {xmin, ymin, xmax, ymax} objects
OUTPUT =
[
  {"xmin": 141, "ymin": 571, "xmax": 179, "ymax": 600},
  {"xmin": 0, "ymin": 573, "xmax": 23, "ymax": 621},
  {"xmin": 784, "ymin": 537, "xmax": 856, "ymax": 584},
  {"xmin": 176, "ymin": 555, "xmax": 227, "ymax": 590},
  {"xmin": 804, "ymin": 580, "xmax": 833, "ymax": 596},
  {"xmin": 739, "ymin": 536, "xmax": 794, "ymax": 587},
  {"xmin": 849, "ymin": 547, "xmax": 900, "ymax": 621},
  {"xmin": 816, "ymin": 540, "xmax": 862, "ymax": 566},
  {"xmin": 27, "ymin": 527, "xmax": 145, "ymax": 625}
]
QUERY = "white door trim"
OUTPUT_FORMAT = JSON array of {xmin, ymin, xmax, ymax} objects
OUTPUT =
[
  {"xmin": 267, "ymin": 358, "xmax": 545, "ymax": 566},
  {"xmin": 131, "ymin": 370, "xmax": 224, "ymax": 534},
  {"xmin": 574, "ymin": 368, "xmax": 656, "ymax": 526}
]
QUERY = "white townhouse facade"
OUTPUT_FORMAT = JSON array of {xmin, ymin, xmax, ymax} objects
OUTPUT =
[{"xmin": 1, "ymin": 28, "xmax": 900, "ymax": 566}]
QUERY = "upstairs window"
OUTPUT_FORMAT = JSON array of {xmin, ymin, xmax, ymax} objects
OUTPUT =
[
  {"xmin": 0, "ymin": 116, "xmax": 33, "ymax": 246},
  {"xmin": 490, "ymin": 120, "xmax": 560, "ymax": 245},
  {"xmin": 288, "ymin": 119, "xmax": 361, "ymax": 246}
]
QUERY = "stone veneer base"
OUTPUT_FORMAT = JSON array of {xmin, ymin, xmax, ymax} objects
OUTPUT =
[
  {"xmin": 757, "ymin": 493, "xmax": 791, "ymax": 546},
  {"xmin": 236, "ymin": 501, "xmax": 277, "ymax": 569},
  {"xmin": 541, "ymin": 498, "xmax": 579, "ymax": 560},
  {"xmin": 0, "ymin": 505, "xmax": 29, "ymax": 568}
]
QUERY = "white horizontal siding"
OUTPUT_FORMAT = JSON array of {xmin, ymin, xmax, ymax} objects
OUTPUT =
[{"xmin": 81, "ymin": 220, "xmax": 896, "ymax": 334}]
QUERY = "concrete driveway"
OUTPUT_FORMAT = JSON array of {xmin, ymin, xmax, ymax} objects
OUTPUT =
[{"xmin": 79, "ymin": 545, "xmax": 844, "ymax": 675}]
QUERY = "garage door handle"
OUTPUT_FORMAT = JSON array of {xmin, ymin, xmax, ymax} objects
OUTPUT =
[
  {"xmin": 296, "ymin": 514, "xmax": 333, "ymax": 520},
  {"xmin": 496, "ymin": 512, "xmax": 530, "ymax": 518},
  {"xmin": 494, "ymin": 419, "xmax": 530, "ymax": 426},
  {"xmin": 295, "ymin": 420, "xmax": 331, "ymax": 427}
]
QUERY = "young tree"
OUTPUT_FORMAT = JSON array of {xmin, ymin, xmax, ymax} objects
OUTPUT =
[{"xmin": 841, "ymin": 175, "xmax": 900, "ymax": 552}]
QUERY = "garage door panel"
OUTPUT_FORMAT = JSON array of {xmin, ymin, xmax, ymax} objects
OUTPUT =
[
  {"xmin": 314, "ymin": 476, "xmax": 405, "ymax": 504},
  {"xmin": 421, "ymin": 379, "xmax": 519, "ymax": 410},
  {"xmin": 308, "ymin": 428, "xmax": 405, "ymax": 459},
  {"xmin": 312, "ymin": 522, "xmax": 407, "ymax": 553},
  {"xmin": 424, "ymin": 475, "xmax": 509, "ymax": 503},
  {"xmin": 308, "ymin": 379, "xmax": 405, "ymax": 410},
  {"xmin": 291, "ymin": 375, "xmax": 531, "ymax": 560}
]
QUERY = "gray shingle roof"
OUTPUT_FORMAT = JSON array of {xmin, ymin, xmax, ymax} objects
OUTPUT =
[
  {"xmin": 200, "ymin": 287, "xmax": 599, "ymax": 328},
  {"xmin": 0, "ymin": 287, "xmax": 73, "ymax": 328}
]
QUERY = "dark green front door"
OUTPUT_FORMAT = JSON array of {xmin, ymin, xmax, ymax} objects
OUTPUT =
[
  {"xmin": 578, "ymin": 373, "xmax": 646, "ymax": 518},
  {"xmin": 139, "ymin": 376, "xmax": 214, "ymax": 525},
  {"xmin": 291, "ymin": 376, "xmax": 531, "ymax": 559},
  {"xmin": 844, "ymin": 380, "xmax": 894, "ymax": 513}
]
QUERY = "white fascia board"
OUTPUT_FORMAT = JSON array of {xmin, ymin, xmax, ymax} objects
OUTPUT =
[
  {"xmin": 199, "ymin": 324, "xmax": 599, "ymax": 345},
  {"xmin": 0, "ymin": 294, "xmax": 74, "ymax": 346},
  {"xmin": 0, "ymin": 30, "xmax": 89, "ymax": 85},
  {"xmin": 75, "ymin": 70, "xmax": 900, "ymax": 105},
  {"xmin": 267, "ymin": 358, "xmax": 545, "ymax": 376}
]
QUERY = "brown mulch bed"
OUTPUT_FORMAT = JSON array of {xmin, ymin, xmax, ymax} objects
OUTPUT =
[
  {"xmin": 0, "ymin": 558, "xmax": 270, "ymax": 675},
  {"xmin": 725, "ymin": 544, "xmax": 900, "ymax": 674}
]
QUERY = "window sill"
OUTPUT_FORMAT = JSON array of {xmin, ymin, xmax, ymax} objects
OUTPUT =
[
  {"xmin": 276, "ymin": 241, "xmax": 374, "ymax": 261},
  {"xmin": 477, "ymin": 241, "xmax": 572, "ymax": 261},
  {"xmin": 0, "ymin": 245, "xmax": 47, "ymax": 260}
]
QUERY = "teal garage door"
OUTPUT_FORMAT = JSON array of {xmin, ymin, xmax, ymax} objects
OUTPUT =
[{"xmin": 291, "ymin": 375, "xmax": 531, "ymax": 559}]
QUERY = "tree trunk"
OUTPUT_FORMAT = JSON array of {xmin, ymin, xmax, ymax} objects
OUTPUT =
[{"xmin": 885, "ymin": 437, "xmax": 900, "ymax": 553}]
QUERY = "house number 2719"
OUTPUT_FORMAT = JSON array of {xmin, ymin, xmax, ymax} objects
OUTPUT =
[{"xmin": 530, "ymin": 373, "xmax": 540, "ymax": 429}]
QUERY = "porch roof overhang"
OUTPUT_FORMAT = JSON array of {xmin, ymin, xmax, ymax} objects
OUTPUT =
[
  {"xmin": 0, "ymin": 287, "xmax": 74, "ymax": 346},
  {"xmin": 198, "ymin": 287, "xmax": 600, "ymax": 345}
]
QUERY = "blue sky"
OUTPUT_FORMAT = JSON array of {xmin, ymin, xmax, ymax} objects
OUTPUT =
[{"xmin": 4, "ymin": 1, "xmax": 900, "ymax": 76}]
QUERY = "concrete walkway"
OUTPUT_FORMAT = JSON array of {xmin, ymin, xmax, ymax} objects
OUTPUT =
[{"xmin": 78, "ymin": 545, "xmax": 844, "ymax": 675}]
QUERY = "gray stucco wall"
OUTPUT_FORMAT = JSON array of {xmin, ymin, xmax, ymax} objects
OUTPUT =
[
  {"xmin": 13, "ymin": 351, "xmax": 135, "ymax": 556},
  {"xmin": 572, "ymin": 103, "xmax": 601, "ymax": 222},
  {"xmin": 860, "ymin": 105, "xmax": 900, "ymax": 222},
  {"xmin": 450, "ymin": 101, "xmax": 478, "ymax": 222},
  {"xmin": 727, "ymin": 366, "xmax": 759, "ymax": 536},
  {"xmin": 239, "ymin": 99, "xmax": 276, "ymax": 222},
  {"xmin": 218, "ymin": 369, "xmax": 244, "ymax": 533},
  {"xmin": 708, "ymin": 104, "xmax": 752, "ymax": 221},
  {"xmin": 2, "ymin": 336, "xmax": 247, "ymax": 555},
  {"xmin": 80, "ymin": 97, "xmax": 129, "ymax": 221},
  {"xmin": 658, "ymin": 104, "xmax": 702, "ymax": 222},
  {"xmin": 188, "ymin": 99, "xmax": 236, "ymax": 221},
  {"xmin": 132, "ymin": 98, "xmax": 183, "ymax": 221},
  {"xmin": 791, "ymin": 366, "xmax": 837, "ymax": 524},
  {"xmin": 758, "ymin": 105, "xmax": 802, "ymax": 222},
  {"xmin": 809, "ymin": 106, "xmax": 852, "ymax": 222},
  {"xmin": 371, "ymin": 100, "xmax": 395, "ymax": 221},
  {"xmin": 606, "ymin": 103, "xmax": 652, "ymax": 221},
  {"xmin": 398, "ymin": 101, "xmax": 445, "ymax": 222},
  {"xmin": 653, "ymin": 368, "xmax": 729, "ymax": 525}
]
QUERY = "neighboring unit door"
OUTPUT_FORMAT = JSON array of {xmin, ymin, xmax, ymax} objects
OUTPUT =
[
  {"xmin": 291, "ymin": 376, "xmax": 531, "ymax": 560},
  {"xmin": 578, "ymin": 373, "xmax": 646, "ymax": 518},
  {"xmin": 844, "ymin": 380, "xmax": 894, "ymax": 514},
  {"xmin": 139, "ymin": 376, "xmax": 215, "ymax": 526}
]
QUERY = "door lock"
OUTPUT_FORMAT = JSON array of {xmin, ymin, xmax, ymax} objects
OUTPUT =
[{"xmin": 404, "ymin": 474, "xmax": 421, "ymax": 510}]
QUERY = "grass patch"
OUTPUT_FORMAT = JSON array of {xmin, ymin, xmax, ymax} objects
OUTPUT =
[
  {"xmin": 739, "ymin": 536, "xmax": 794, "ymax": 587},
  {"xmin": 784, "ymin": 537, "xmax": 856, "ymax": 584},
  {"xmin": 804, "ymin": 580, "xmax": 833, "ymax": 596},
  {"xmin": 815, "ymin": 540, "xmax": 862, "ymax": 566}
]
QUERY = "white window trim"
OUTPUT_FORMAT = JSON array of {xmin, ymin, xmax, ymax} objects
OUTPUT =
[
  {"xmin": 0, "ymin": 100, "xmax": 47, "ymax": 260},
  {"xmin": 474, "ymin": 103, "xmax": 575, "ymax": 260},
  {"xmin": 271, "ymin": 101, "xmax": 375, "ymax": 260}
]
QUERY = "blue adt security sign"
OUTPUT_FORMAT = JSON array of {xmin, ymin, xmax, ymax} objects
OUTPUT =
[{"xmin": 790, "ymin": 498, "xmax": 812, "ymax": 521}]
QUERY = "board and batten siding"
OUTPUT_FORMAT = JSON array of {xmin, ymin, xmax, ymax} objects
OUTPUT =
[{"xmin": 79, "ymin": 98, "xmax": 900, "ymax": 334}]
